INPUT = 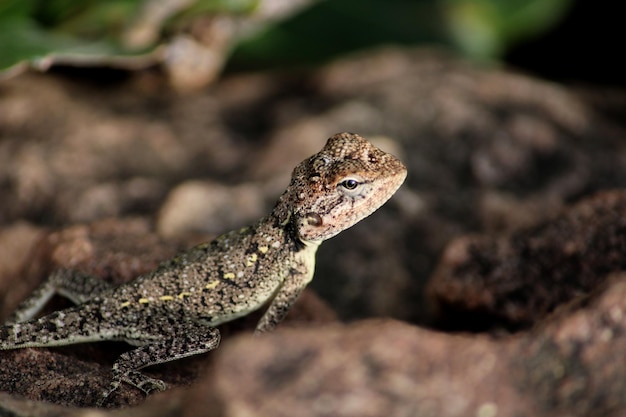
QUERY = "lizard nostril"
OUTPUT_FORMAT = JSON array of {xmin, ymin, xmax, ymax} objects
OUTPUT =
[{"xmin": 306, "ymin": 212, "xmax": 323, "ymax": 227}]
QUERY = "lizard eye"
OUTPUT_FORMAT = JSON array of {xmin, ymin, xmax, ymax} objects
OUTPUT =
[{"xmin": 339, "ymin": 178, "xmax": 360, "ymax": 190}]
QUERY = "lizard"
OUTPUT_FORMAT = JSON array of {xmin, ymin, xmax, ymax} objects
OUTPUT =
[{"xmin": 0, "ymin": 132, "xmax": 407, "ymax": 406}]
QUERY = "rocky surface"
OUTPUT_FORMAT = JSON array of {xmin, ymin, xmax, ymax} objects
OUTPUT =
[
  {"xmin": 5, "ymin": 273, "xmax": 626, "ymax": 416},
  {"xmin": 182, "ymin": 273, "xmax": 626, "ymax": 417},
  {"xmin": 428, "ymin": 190, "xmax": 626, "ymax": 331},
  {"xmin": 1, "ymin": 47, "xmax": 626, "ymax": 415}
]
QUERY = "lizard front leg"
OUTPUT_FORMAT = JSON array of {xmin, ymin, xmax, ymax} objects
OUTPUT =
[{"xmin": 254, "ymin": 261, "xmax": 314, "ymax": 335}]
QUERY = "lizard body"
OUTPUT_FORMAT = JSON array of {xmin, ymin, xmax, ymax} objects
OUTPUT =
[{"xmin": 0, "ymin": 132, "xmax": 407, "ymax": 405}]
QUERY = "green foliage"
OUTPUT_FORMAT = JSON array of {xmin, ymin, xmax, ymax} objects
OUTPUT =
[
  {"xmin": 0, "ymin": 0, "xmax": 256, "ymax": 74},
  {"xmin": 231, "ymin": 0, "xmax": 572, "ymax": 69},
  {"xmin": 231, "ymin": 0, "xmax": 448, "ymax": 68},
  {"xmin": 0, "ymin": 0, "xmax": 572, "ymax": 77},
  {"xmin": 444, "ymin": 0, "xmax": 573, "ymax": 58}
]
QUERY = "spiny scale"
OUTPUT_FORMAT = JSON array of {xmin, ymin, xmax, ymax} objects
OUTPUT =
[{"xmin": 0, "ymin": 132, "xmax": 407, "ymax": 406}]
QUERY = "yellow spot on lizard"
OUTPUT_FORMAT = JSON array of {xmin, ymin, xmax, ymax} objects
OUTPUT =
[
  {"xmin": 178, "ymin": 292, "xmax": 191, "ymax": 299},
  {"xmin": 247, "ymin": 253, "xmax": 258, "ymax": 266},
  {"xmin": 205, "ymin": 280, "xmax": 220, "ymax": 289},
  {"xmin": 120, "ymin": 301, "xmax": 131, "ymax": 308},
  {"xmin": 159, "ymin": 295, "xmax": 174, "ymax": 301},
  {"xmin": 223, "ymin": 272, "xmax": 235, "ymax": 280},
  {"xmin": 138, "ymin": 298, "xmax": 149, "ymax": 304},
  {"xmin": 258, "ymin": 246, "xmax": 269, "ymax": 254}
]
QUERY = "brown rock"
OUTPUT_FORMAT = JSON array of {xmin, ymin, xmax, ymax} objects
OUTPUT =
[
  {"xmin": 157, "ymin": 181, "xmax": 267, "ymax": 238},
  {"xmin": 182, "ymin": 274, "xmax": 626, "ymax": 417},
  {"xmin": 4, "ymin": 275, "xmax": 626, "ymax": 416},
  {"xmin": 427, "ymin": 190, "xmax": 626, "ymax": 330},
  {"xmin": 510, "ymin": 273, "xmax": 626, "ymax": 416},
  {"xmin": 0, "ymin": 222, "xmax": 45, "ymax": 319},
  {"xmin": 0, "ymin": 392, "xmax": 90, "ymax": 417},
  {"xmin": 193, "ymin": 320, "xmax": 518, "ymax": 417}
]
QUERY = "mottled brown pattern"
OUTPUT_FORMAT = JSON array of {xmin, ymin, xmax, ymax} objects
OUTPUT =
[{"xmin": 0, "ymin": 133, "xmax": 406, "ymax": 406}]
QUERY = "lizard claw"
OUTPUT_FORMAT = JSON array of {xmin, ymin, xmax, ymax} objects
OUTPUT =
[
  {"xmin": 136, "ymin": 377, "xmax": 167, "ymax": 394},
  {"xmin": 95, "ymin": 373, "xmax": 167, "ymax": 407},
  {"xmin": 96, "ymin": 380, "xmax": 120, "ymax": 407}
]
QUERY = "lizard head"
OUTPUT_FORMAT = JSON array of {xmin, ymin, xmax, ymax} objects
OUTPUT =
[{"xmin": 280, "ymin": 132, "xmax": 407, "ymax": 244}]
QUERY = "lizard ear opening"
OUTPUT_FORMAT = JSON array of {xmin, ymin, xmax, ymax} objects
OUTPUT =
[{"xmin": 305, "ymin": 212, "xmax": 323, "ymax": 227}]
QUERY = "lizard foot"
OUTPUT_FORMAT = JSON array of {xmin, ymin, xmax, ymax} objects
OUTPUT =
[{"xmin": 96, "ymin": 372, "xmax": 167, "ymax": 407}]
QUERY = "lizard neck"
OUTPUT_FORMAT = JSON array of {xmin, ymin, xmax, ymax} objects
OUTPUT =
[{"xmin": 265, "ymin": 191, "xmax": 319, "ymax": 252}]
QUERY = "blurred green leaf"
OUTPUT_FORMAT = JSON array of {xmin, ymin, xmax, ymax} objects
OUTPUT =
[
  {"xmin": 0, "ymin": 0, "xmax": 258, "ymax": 75},
  {"xmin": 231, "ymin": 0, "xmax": 573, "ymax": 70},
  {"xmin": 48, "ymin": 1, "xmax": 142, "ymax": 40},
  {"xmin": 444, "ymin": 0, "xmax": 573, "ymax": 58},
  {"xmin": 0, "ymin": 0, "xmax": 36, "ymax": 18},
  {"xmin": 0, "ymin": 17, "xmax": 146, "ymax": 73},
  {"xmin": 231, "ymin": 0, "xmax": 448, "ymax": 68},
  {"xmin": 0, "ymin": 0, "xmax": 573, "ymax": 80},
  {"xmin": 185, "ymin": 0, "xmax": 258, "ymax": 16}
]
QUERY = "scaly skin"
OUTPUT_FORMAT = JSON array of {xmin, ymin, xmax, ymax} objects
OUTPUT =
[{"xmin": 0, "ymin": 132, "xmax": 407, "ymax": 405}]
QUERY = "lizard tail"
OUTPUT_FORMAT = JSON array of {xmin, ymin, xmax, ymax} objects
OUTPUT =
[{"xmin": 0, "ymin": 304, "xmax": 112, "ymax": 349}]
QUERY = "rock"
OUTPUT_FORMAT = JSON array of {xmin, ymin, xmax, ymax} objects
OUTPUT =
[
  {"xmin": 510, "ymin": 273, "xmax": 626, "ymax": 416},
  {"xmin": 4, "ymin": 274, "xmax": 626, "ymax": 416},
  {"xmin": 0, "ymin": 74, "xmax": 257, "ymax": 225},
  {"xmin": 0, "ymin": 348, "xmax": 114, "ymax": 407},
  {"xmin": 157, "ymin": 181, "xmax": 268, "ymax": 238},
  {"xmin": 427, "ymin": 190, "xmax": 626, "ymax": 331},
  {"xmin": 0, "ymin": 222, "xmax": 45, "ymax": 319},
  {"xmin": 197, "ymin": 320, "xmax": 516, "ymax": 417},
  {"xmin": 0, "ymin": 392, "xmax": 92, "ymax": 417},
  {"xmin": 63, "ymin": 178, "xmax": 168, "ymax": 224},
  {"xmin": 183, "ymin": 274, "xmax": 626, "ymax": 417}
]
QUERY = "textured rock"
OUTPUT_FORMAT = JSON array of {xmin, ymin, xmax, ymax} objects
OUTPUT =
[
  {"xmin": 198, "ymin": 320, "xmax": 517, "ymax": 417},
  {"xmin": 184, "ymin": 274, "xmax": 626, "ymax": 417},
  {"xmin": 0, "ymin": 222, "xmax": 45, "ymax": 319},
  {"xmin": 428, "ymin": 190, "xmax": 626, "ymax": 330},
  {"xmin": 5, "ymin": 269, "xmax": 626, "ymax": 417},
  {"xmin": 157, "ymin": 180, "xmax": 269, "ymax": 238},
  {"xmin": 301, "ymin": 48, "xmax": 626, "ymax": 323}
]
